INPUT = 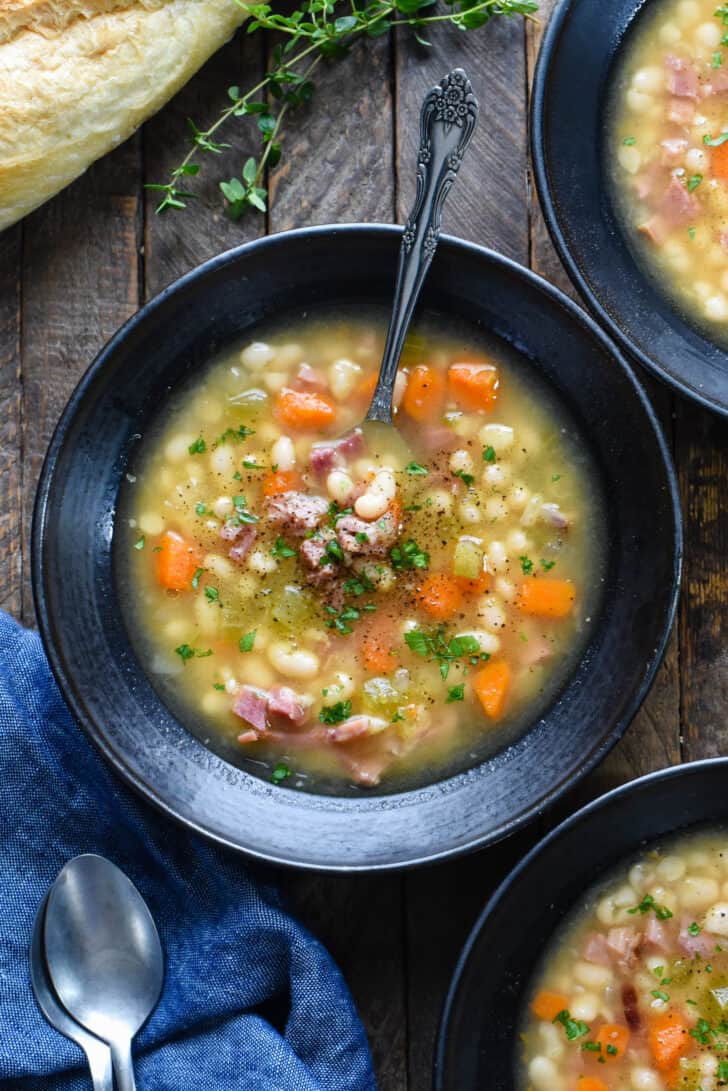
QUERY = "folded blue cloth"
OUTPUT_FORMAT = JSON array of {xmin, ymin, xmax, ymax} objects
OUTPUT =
[{"xmin": 0, "ymin": 610, "xmax": 375, "ymax": 1090}]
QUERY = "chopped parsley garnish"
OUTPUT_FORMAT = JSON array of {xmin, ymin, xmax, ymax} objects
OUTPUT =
[
  {"xmin": 482, "ymin": 445, "xmax": 496, "ymax": 463},
  {"xmin": 327, "ymin": 501, "xmax": 353, "ymax": 527},
  {"xmin": 714, "ymin": 51, "xmax": 723, "ymax": 68},
  {"xmin": 623, "ymin": 136, "xmax": 637, "ymax": 146},
  {"xmin": 553, "ymin": 1009, "xmax": 590, "ymax": 1042},
  {"xmin": 687, "ymin": 174, "xmax": 703, "ymax": 192},
  {"xmin": 628, "ymin": 894, "xmax": 673, "ymax": 920},
  {"xmin": 446, "ymin": 684, "xmax": 465, "ymax": 703},
  {"xmin": 651, "ymin": 989, "xmax": 670, "ymax": 1003},
  {"xmin": 405, "ymin": 627, "xmax": 486, "ymax": 680},
  {"xmin": 152, "ymin": 546, "xmax": 163, "ymax": 553},
  {"xmin": 239, "ymin": 630, "xmax": 256, "ymax": 652},
  {"xmin": 215, "ymin": 425, "xmax": 255, "ymax": 446},
  {"xmin": 690, "ymin": 1018, "xmax": 712, "ymax": 1046},
  {"xmin": 551, "ymin": 473, "xmax": 561, "ymax": 482},
  {"xmin": 233, "ymin": 470, "xmax": 242, "ymax": 481},
  {"xmin": 343, "ymin": 573, "xmax": 375, "ymax": 596},
  {"xmin": 391, "ymin": 710, "xmax": 405, "ymax": 723},
  {"xmin": 271, "ymin": 762, "xmax": 290, "ymax": 785},
  {"xmin": 688, "ymin": 226, "xmax": 696, "ymax": 240},
  {"xmin": 195, "ymin": 502, "xmax": 207, "ymax": 515},
  {"xmin": 719, "ymin": 1060, "xmax": 728, "ymax": 1082},
  {"xmin": 232, "ymin": 494, "xmax": 259, "ymax": 525},
  {"xmin": 175, "ymin": 644, "xmax": 212, "ymax": 663},
  {"xmin": 204, "ymin": 586, "xmax": 220, "ymax": 603},
  {"xmin": 242, "ymin": 459, "xmax": 262, "ymax": 470},
  {"xmin": 540, "ymin": 558, "xmax": 556, "ymax": 571},
  {"xmin": 134, "ymin": 535, "xmax": 145, "ymax": 550},
  {"xmin": 213, "ymin": 682, "xmax": 226, "ymax": 691},
  {"xmin": 390, "ymin": 539, "xmax": 429, "ymax": 571},
  {"xmin": 405, "ymin": 461, "xmax": 429, "ymax": 476},
  {"xmin": 325, "ymin": 604, "xmax": 366, "ymax": 634},
  {"xmin": 605, "ymin": 1044, "xmax": 617, "ymax": 1056},
  {"xmin": 271, "ymin": 537, "xmax": 297, "ymax": 559},
  {"xmin": 191, "ymin": 567, "xmax": 205, "ymax": 589},
  {"xmin": 453, "ymin": 469, "xmax": 475, "ymax": 487},
  {"xmin": 323, "ymin": 539, "xmax": 345, "ymax": 564},
  {"xmin": 355, "ymin": 531, "xmax": 369, "ymax": 544},
  {"xmin": 581, "ymin": 1041, "xmax": 602, "ymax": 1053},
  {"xmin": 688, "ymin": 921, "xmax": 702, "ymax": 936},
  {"xmin": 519, "ymin": 555, "xmax": 534, "ymax": 575},
  {"xmin": 319, "ymin": 700, "xmax": 352, "ymax": 725},
  {"xmin": 188, "ymin": 436, "xmax": 206, "ymax": 454}
]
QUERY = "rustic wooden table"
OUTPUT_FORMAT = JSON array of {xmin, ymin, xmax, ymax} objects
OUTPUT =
[{"xmin": 1, "ymin": 2, "xmax": 726, "ymax": 1087}]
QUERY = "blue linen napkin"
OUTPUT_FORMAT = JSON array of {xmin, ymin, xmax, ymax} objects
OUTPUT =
[{"xmin": 0, "ymin": 610, "xmax": 376, "ymax": 1090}]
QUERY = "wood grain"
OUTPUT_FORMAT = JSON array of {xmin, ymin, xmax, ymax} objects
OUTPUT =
[
  {"xmin": 396, "ymin": 16, "xmax": 529, "ymax": 261},
  {"xmin": 677, "ymin": 401, "xmax": 728, "ymax": 761},
  {"xmin": 0, "ymin": 226, "xmax": 21, "ymax": 619},
  {"xmin": 143, "ymin": 37, "xmax": 265, "ymax": 299},
  {"xmin": 20, "ymin": 141, "xmax": 141, "ymax": 622}
]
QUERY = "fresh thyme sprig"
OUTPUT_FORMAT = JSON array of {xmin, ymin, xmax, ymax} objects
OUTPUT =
[{"xmin": 147, "ymin": 0, "xmax": 538, "ymax": 219}]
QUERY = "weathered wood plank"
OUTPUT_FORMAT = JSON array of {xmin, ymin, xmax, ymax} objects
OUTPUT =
[
  {"xmin": 0, "ymin": 226, "xmax": 22, "ymax": 619},
  {"xmin": 20, "ymin": 141, "xmax": 141, "ymax": 622},
  {"xmin": 397, "ymin": 16, "xmax": 530, "ymax": 1088},
  {"xmin": 269, "ymin": 34, "xmax": 395, "ymax": 227},
  {"xmin": 396, "ymin": 16, "xmax": 529, "ymax": 261},
  {"xmin": 677, "ymin": 400, "xmax": 728, "ymax": 761},
  {"xmin": 266, "ymin": 34, "xmax": 405, "ymax": 1091},
  {"xmin": 143, "ymin": 37, "xmax": 264, "ymax": 299}
]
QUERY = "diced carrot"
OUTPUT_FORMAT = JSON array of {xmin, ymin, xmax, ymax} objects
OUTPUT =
[
  {"xmin": 648, "ymin": 1012, "xmax": 691, "ymax": 1072},
  {"xmin": 712, "ymin": 141, "xmax": 728, "ymax": 181},
  {"xmin": 577, "ymin": 1079, "xmax": 609, "ymax": 1091},
  {"xmin": 456, "ymin": 570, "xmax": 491, "ymax": 596},
  {"xmin": 354, "ymin": 373, "xmax": 378, "ymax": 405},
  {"xmin": 275, "ymin": 388, "xmax": 337, "ymax": 431},
  {"xmin": 402, "ymin": 365, "xmax": 446, "ymax": 422},
  {"xmin": 472, "ymin": 660, "xmax": 511, "ymax": 720},
  {"xmin": 447, "ymin": 361, "xmax": 499, "ymax": 412},
  {"xmin": 154, "ymin": 530, "xmax": 202, "ymax": 591},
  {"xmin": 516, "ymin": 578, "xmax": 576, "ymax": 619},
  {"xmin": 361, "ymin": 628, "xmax": 398, "ymax": 674},
  {"xmin": 417, "ymin": 574, "xmax": 464, "ymax": 621},
  {"xmin": 262, "ymin": 469, "xmax": 301, "ymax": 498},
  {"xmin": 597, "ymin": 1023, "xmax": 630, "ymax": 1061},
  {"xmin": 530, "ymin": 990, "xmax": 569, "ymax": 1022}
]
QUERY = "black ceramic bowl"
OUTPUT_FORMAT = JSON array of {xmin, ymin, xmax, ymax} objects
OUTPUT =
[
  {"xmin": 532, "ymin": 0, "xmax": 728, "ymax": 417},
  {"xmin": 33, "ymin": 225, "xmax": 680, "ymax": 871},
  {"xmin": 434, "ymin": 759, "xmax": 728, "ymax": 1090}
]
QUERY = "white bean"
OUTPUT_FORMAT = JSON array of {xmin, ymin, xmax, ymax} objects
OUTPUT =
[
  {"xmin": 426, "ymin": 489, "xmax": 453, "ymax": 515},
  {"xmin": 570, "ymin": 992, "xmax": 599, "ymax": 1022},
  {"xmin": 372, "ymin": 469, "xmax": 396, "ymax": 502},
  {"xmin": 275, "ymin": 343, "xmax": 304, "ymax": 369},
  {"xmin": 537, "ymin": 1021, "xmax": 565, "ymax": 1060},
  {"xmin": 521, "ymin": 493, "xmax": 544, "ymax": 527},
  {"xmin": 263, "ymin": 371, "xmax": 287, "ymax": 394},
  {"xmin": 573, "ymin": 961, "xmax": 613, "ymax": 990},
  {"xmin": 393, "ymin": 371, "xmax": 408, "ymax": 410},
  {"xmin": 487, "ymin": 541, "xmax": 509, "ymax": 574},
  {"xmin": 355, "ymin": 491, "xmax": 389, "ymax": 520},
  {"xmin": 165, "ymin": 434, "xmax": 196, "ymax": 464},
  {"xmin": 681, "ymin": 876, "xmax": 720, "ymax": 910},
  {"xmin": 626, "ymin": 89, "xmax": 652, "ymax": 113},
  {"xmin": 704, "ymin": 902, "xmax": 728, "ymax": 935},
  {"xmin": 705, "ymin": 295, "xmax": 728, "ymax": 322},
  {"xmin": 268, "ymin": 642, "xmax": 320, "ymax": 680},
  {"xmin": 271, "ymin": 435, "xmax": 296, "ymax": 472},
  {"xmin": 478, "ymin": 423, "xmax": 514, "ymax": 452},
  {"xmin": 528, "ymin": 1055, "xmax": 563, "ymax": 1091},
  {"xmin": 201, "ymin": 691, "xmax": 229, "ymax": 716},
  {"xmin": 138, "ymin": 512, "xmax": 165, "ymax": 535},
  {"xmin": 506, "ymin": 529, "xmax": 530, "ymax": 553},
  {"xmin": 495, "ymin": 577, "xmax": 516, "ymax": 602},
  {"xmin": 485, "ymin": 497, "xmax": 509, "ymax": 521},
  {"xmin": 241, "ymin": 341, "xmax": 275, "ymax": 371},
  {"xmin": 449, "ymin": 449, "xmax": 474, "ymax": 475},
  {"xmin": 328, "ymin": 358, "xmax": 361, "ymax": 400},
  {"xmin": 658, "ymin": 22, "xmax": 681, "ymax": 45},
  {"xmin": 459, "ymin": 502, "xmax": 482, "ymax": 525},
  {"xmin": 632, "ymin": 65, "xmax": 664, "ymax": 94},
  {"xmin": 323, "ymin": 673, "xmax": 355, "ymax": 703},
  {"xmin": 237, "ymin": 573, "xmax": 258, "ymax": 599},
  {"xmin": 212, "ymin": 496, "xmax": 233, "ymax": 519},
  {"xmin": 210, "ymin": 445, "xmax": 235, "ymax": 476},
  {"xmin": 248, "ymin": 550, "xmax": 277, "ymax": 575},
  {"xmin": 685, "ymin": 147, "xmax": 708, "ymax": 173},
  {"xmin": 656, "ymin": 855, "xmax": 686, "ymax": 882},
  {"xmin": 509, "ymin": 484, "xmax": 530, "ymax": 511},
  {"xmin": 631, "ymin": 1067, "xmax": 665, "ymax": 1091},
  {"xmin": 483, "ymin": 462, "xmax": 511, "ymax": 488},
  {"xmin": 327, "ymin": 470, "xmax": 354, "ymax": 503},
  {"xmin": 194, "ymin": 595, "xmax": 220, "ymax": 636},
  {"xmin": 696, "ymin": 20, "xmax": 721, "ymax": 48},
  {"xmin": 477, "ymin": 596, "xmax": 507, "ymax": 631},
  {"xmin": 203, "ymin": 553, "xmax": 234, "ymax": 581},
  {"xmin": 618, "ymin": 145, "xmax": 642, "ymax": 174},
  {"xmin": 455, "ymin": 629, "xmax": 501, "ymax": 655}
]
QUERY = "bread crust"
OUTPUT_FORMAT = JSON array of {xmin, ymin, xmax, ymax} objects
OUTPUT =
[{"xmin": 0, "ymin": 0, "xmax": 248, "ymax": 230}]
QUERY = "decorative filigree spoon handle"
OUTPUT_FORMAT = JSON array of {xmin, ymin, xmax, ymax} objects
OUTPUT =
[{"xmin": 366, "ymin": 68, "xmax": 479, "ymax": 425}]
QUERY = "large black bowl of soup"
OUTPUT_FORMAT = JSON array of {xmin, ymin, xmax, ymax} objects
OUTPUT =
[
  {"xmin": 32, "ymin": 225, "xmax": 680, "ymax": 870},
  {"xmin": 532, "ymin": 0, "xmax": 728, "ymax": 416},
  {"xmin": 435, "ymin": 759, "xmax": 728, "ymax": 1091}
]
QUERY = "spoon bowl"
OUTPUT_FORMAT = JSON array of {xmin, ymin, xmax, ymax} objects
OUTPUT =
[{"xmin": 44, "ymin": 854, "xmax": 163, "ymax": 1091}]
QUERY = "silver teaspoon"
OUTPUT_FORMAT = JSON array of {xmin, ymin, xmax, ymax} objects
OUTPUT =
[
  {"xmin": 359, "ymin": 68, "xmax": 479, "ymax": 464},
  {"xmin": 44, "ymin": 854, "xmax": 164, "ymax": 1091},
  {"xmin": 30, "ymin": 894, "xmax": 113, "ymax": 1091}
]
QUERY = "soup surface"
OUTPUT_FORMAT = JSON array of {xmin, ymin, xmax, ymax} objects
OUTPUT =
[
  {"xmin": 611, "ymin": 0, "xmax": 728, "ymax": 334},
  {"xmin": 521, "ymin": 829, "xmax": 728, "ymax": 1091},
  {"xmin": 118, "ymin": 309, "xmax": 602, "ymax": 792}
]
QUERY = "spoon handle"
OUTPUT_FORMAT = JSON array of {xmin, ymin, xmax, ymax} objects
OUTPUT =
[
  {"xmin": 110, "ymin": 1038, "xmax": 137, "ymax": 1091},
  {"xmin": 84, "ymin": 1040, "xmax": 114, "ymax": 1091},
  {"xmin": 366, "ymin": 68, "xmax": 478, "ymax": 424}
]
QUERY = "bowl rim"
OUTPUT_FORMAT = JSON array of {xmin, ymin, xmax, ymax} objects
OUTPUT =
[
  {"xmin": 433, "ymin": 756, "xmax": 728, "ymax": 1088},
  {"xmin": 31, "ymin": 222, "xmax": 683, "ymax": 871},
  {"xmin": 530, "ymin": 0, "xmax": 728, "ymax": 420}
]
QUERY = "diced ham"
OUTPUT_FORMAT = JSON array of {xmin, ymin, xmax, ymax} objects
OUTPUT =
[
  {"xmin": 644, "ymin": 916, "xmax": 670, "ymax": 951},
  {"xmin": 264, "ymin": 491, "xmax": 329, "ymax": 535},
  {"xmin": 667, "ymin": 97, "xmax": 695, "ymax": 125},
  {"xmin": 679, "ymin": 918, "xmax": 715, "ymax": 958},
  {"xmin": 520, "ymin": 635, "xmax": 554, "ymax": 668},
  {"xmin": 328, "ymin": 715, "xmax": 389, "ymax": 743},
  {"xmin": 665, "ymin": 54, "xmax": 699, "ymax": 99},
  {"xmin": 607, "ymin": 926, "xmax": 641, "ymax": 967},
  {"xmin": 540, "ymin": 502, "xmax": 570, "ymax": 530},
  {"xmin": 220, "ymin": 519, "xmax": 243, "ymax": 542},
  {"xmin": 419, "ymin": 425, "xmax": 460, "ymax": 454},
  {"xmin": 719, "ymin": 229, "xmax": 728, "ymax": 250},
  {"xmin": 336, "ymin": 510, "xmax": 398, "ymax": 558},
  {"xmin": 583, "ymin": 932, "xmax": 612, "ymax": 966},
  {"xmin": 622, "ymin": 984, "xmax": 641, "ymax": 1032},
  {"xmin": 267, "ymin": 685, "xmax": 307, "ymax": 726},
  {"xmin": 704, "ymin": 68, "xmax": 728, "ymax": 95},
  {"xmin": 233, "ymin": 686, "xmax": 268, "ymax": 731},
  {"xmin": 309, "ymin": 429, "xmax": 365, "ymax": 477},
  {"xmin": 659, "ymin": 175, "xmax": 700, "ymax": 226},
  {"xmin": 660, "ymin": 137, "xmax": 689, "ymax": 165},
  {"xmin": 237, "ymin": 729, "xmax": 260, "ymax": 745},
  {"xmin": 228, "ymin": 526, "xmax": 257, "ymax": 564},
  {"xmin": 293, "ymin": 362, "xmax": 329, "ymax": 393},
  {"xmin": 633, "ymin": 159, "xmax": 669, "ymax": 201},
  {"xmin": 639, "ymin": 215, "xmax": 670, "ymax": 246},
  {"xmin": 340, "ymin": 751, "xmax": 390, "ymax": 787},
  {"xmin": 298, "ymin": 535, "xmax": 340, "ymax": 589}
]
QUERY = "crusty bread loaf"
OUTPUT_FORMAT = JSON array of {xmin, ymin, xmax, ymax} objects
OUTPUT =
[{"xmin": 0, "ymin": 0, "xmax": 248, "ymax": 231}]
